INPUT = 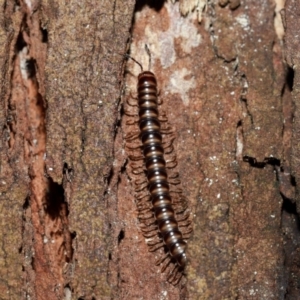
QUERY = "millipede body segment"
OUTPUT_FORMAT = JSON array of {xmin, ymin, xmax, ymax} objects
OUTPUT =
[{"xmin": 137, "ymin": 71, "xmax": 187, "ymax": 269}]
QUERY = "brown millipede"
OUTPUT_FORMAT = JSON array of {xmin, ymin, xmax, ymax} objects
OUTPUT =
[{"xmin": 125, "ymin": 46, "xmax": 191, "ymax": 283}]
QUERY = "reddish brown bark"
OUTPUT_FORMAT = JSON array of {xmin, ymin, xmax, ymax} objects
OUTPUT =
[
  {"xmin": 0, "ymin": 0, "xmax": 299, "ymax": 299},
  {"xmin": 0, "ymin": 0, "xmax": 134, "ymax": 299}
]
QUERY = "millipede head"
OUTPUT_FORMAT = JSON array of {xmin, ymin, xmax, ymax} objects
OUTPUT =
[{"xmin": 138, "ymin": 71, "xmax": 157, "ymax": 85}]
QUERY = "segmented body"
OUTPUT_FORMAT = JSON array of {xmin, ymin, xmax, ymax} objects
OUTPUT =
[{"xmin": 137, "ymin": 71, "xmax": 187, "ymax": 269}]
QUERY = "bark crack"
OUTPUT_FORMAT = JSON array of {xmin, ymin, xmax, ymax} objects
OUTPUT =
[{"xmin": 5, "ymin": 3, "xmax": 72, "ymax": 298}]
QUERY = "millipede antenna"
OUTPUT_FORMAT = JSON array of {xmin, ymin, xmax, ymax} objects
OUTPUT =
[
  {"xmin": 145, "ymin": 44, "xmax": 151, "ymax": 71},
  {"xmin": 125, "ymin": 54, "xmax": 143, "ymax": 73}
]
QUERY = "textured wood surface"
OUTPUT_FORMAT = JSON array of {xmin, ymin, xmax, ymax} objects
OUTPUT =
[{"xmin": 0, "ymin": 0, "xmax": 299, "ymax": 299}]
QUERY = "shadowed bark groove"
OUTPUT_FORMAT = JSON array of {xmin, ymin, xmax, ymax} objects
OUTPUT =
[{"xmin": 283, "ymin": 0, "xmax": 300, "ymax": 298}]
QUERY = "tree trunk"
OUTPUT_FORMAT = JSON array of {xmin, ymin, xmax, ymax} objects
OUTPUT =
[{"xmin": 0, "ymin": 0, "xmax": 298, "ymax": 299}]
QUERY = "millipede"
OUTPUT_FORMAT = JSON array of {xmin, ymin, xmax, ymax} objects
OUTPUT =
[{"xmin": 124, "ymin": 46, "xmax": 192, "ymax": 284}]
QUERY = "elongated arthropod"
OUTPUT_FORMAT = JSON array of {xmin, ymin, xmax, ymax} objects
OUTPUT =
[{"xmin": 135, "ymin": 63, "xmax": 187, "ymax": 270}]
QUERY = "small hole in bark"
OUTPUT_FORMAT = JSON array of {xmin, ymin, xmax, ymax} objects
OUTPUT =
[
  {"xmin": 41, "ymin": 27, "xmax": 48, "ymax": 43},
  {"xmin": 31, "ymin": 257, "xmax": 35, "ymax": 270},
  {"xmin": 135, "ymin": 0, "xmax": 166, "ymax": 12},
  {"xmin": 25, "ymin": 58, "xmax": 36, "ymax": 78},
  {"xmin": 282, "ymin": 196, "xmax": 297, "ymax": 214},
  {"xmin": 291, "ymin": 175, "xmax": 296, "ymax": 187},
  {"xmin": 15, "ymin": 32, "xmax": 27, "ymax": 52},
  {"xmin": 118, "ymin": 230, "xmax": 125, "ymax": 244},
  {"xmin": 63, "ymin": 162, "xmax": 74, "ymax": 181},
  {"xmin": 23, "ymin": 196, "xmax": 30, "ymax": 209},
  {"xmin": 282, "ymin": 195, "xmax": 300, "ymax": 231},
  {"xmin": 286, "ymin": 66, "xmax": 294, "ymax": 92},
  {"xmin": 109, "ymin": 252, "xmax": 112, "ymax": 260},
  {"xmin": 45, "ymin": 178, "xmax": 66, "ymax": 219},
  {"xmin": 120, "ymin": 159, "xmax": 128, "ymax": 174},
  {"xmin": 63, "ymin": 163, "xmax": 73, "ymax": 174},
  {"xmin": 71, "ymin": 231, "xmax": 77, "ymax": 239}
]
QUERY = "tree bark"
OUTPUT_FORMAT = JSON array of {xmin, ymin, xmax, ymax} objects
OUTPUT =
[{"xmin": 0, "ymin": 0, "xmax": 298, "ymax": 299}]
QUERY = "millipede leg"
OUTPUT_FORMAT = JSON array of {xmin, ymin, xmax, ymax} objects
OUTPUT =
[
  {"xmin": 140, "ymin": 216, "xmax": 157, "ymax": 226},
  {"xmin": 138, "ymin": 211, "xmax": 154, "ymax": 220},
  {"xmin": 176, "ymin": 213, "xmax": 190, "ymax": 223},
  {"xmin": 167, "ymin": 263, "xmax": 178, "ymax": 280},
  {"xmin": 162, "ymin": 135, "xmax": 174, "ymax": 149},
  {"xmin": 126, "ymin": 143, "xmax": 142, "ymax": 150},
  {"xmin": 126, "ymin": 118, "xmax": 139, "ymax": 125},
  {"xmin": 164, "ymin": 145, "xmax": 174, "ymax": 155},
  {"xmin": 161, "ymin": 127, "xmax": 173, "ymax": 134},
  {"xmin": 127, "ymin": 97, "xmax": 138, "ymax": 107},
  {"xmin": 166, "ymin": 161, "xmax": 177, "ymax": 169},
  {"xmin": 166, "ymin": 156, "xmax": 177, "ymax": 168},
  {"xmin": 141, "ymin": 223, "xmax": 157, "ymax": 233},
  {"xmin": 182, "ymin": 229, "xmax": 193, "ymax": 239},
  {"xmin": 158, "ymin": 115, "xmax": 168, "ymax": 122},
  {"xmin": 148, "ymin": 241, "xmax": 164, "ymax": 252},
  {"xmin": 124, "ymin": 109, "xmax": 138, "ymax": 117},
  {"xmin": 132, "ymin": 167, "xmax": 145, "ymax": 175},
  {"xmin": 172, "ymin": 203, "xmax": 188, "ymax": 214},
  {"xmin": 137, "ymin": 202, "xmax": 152, "ymax": 212},
  {"xmin": 168, "ymin": 172, "xmax": 179, "ymax": 179},
  {"xmin": 157, "ymin": 96, "xmax": 163, "ymax": 105},
  {"xmin": 168, "ymin": 178, "xmax": 181, "ymax": 185},
  {"xmin": 129, "ymin": 155, "xmax": 144, "ymax": 161},
  {"xmin": 161, "ymin": 257, "xmax": 172, "ymax": 273},
  {"xmin": 136, "ymin": 195, "xmax": 151, "ymax": 203},
  {"xmin": 173, "ymin": 274, "xmax": 184, "ymax": 286},
  {"xmin": 125, "ymin": 132, "xmax": 140, "ymax": 141},
  {"xmin": 142, "ymin": 230, "xmax": 158, "ymax": 238},
  {"xmin": 135, "ymin": 178, "xmax": 147, "ymax": 186},
  {"xmin": 178, "ymin": 222, "xmax": 192, "ymax": 232},
  {"xmin": 135, "ymin": 182, "xmax": 148, "ymax": 192},
  {"xmin": 168, "ymin": 266, "xmax": 183, "ymax": 285},
  {"xmin": 155, "ymin": 252, "xmax": 169, "ymax": 266},
  {"xmin": 169, "ymin": 188, "xmax": 183, "ymax": 194}
]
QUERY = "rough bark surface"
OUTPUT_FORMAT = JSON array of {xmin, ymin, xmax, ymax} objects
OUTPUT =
[
  {"xmin": 0, "ymin": 0, "xmax": 135, "ymax": 299},
  {"xmin": 283, "ymin": 0, "xmax": 300, "ymax": 298},
  {"xmin": 0, "ymin": 0, "xmax": 299, "ymax": 299},
  {"xmin": 121, "ymin": 0, "xmax": 296, "ymax": 299}
]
